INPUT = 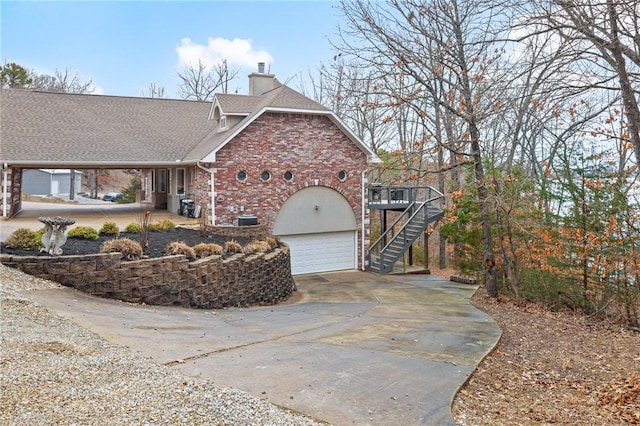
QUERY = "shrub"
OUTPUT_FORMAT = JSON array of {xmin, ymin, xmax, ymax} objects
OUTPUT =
[
  {"xmin": 99, "ymin": 221, "xmax": 120, "ymax": 236},
  {"xmin": 265, "ymin": 237, "xmax": 278, "ymax": 250},
  {"xmin": 519, "ymin": 267, "xmax": 590, "ymax": 312},
  {"xmin": 244, "ymin": 240, "xmax": 271, "ymax": 254},
  {"xmin": 136, "ymin": 209, "xmax": 152, "ymax": 249},
  {"xmin": 224, "ymin": 240, "xmax": 244, "ymax": 254},
  {"xmin": 100, "ymin": 238, "xmax": 143, "ymax": 260},
  {"xmin": 193, "ymin": 243, "xmax": 223, "ymax": 258},
  {"xmin": 4, "ymin": 228, "xmax": 43, "ymax": 250},
  {"xmin": 148, "ymin": 219, "xmax": 175, "ymax": 232},
  {"xmin": 67, "ymin": 226, "xmax": 99, "ymax": 240},
  {"xmin": 124, "ymin": 222, "xmax": 141, "ymax": 233},
  {"xmin": 120, "ymin": 175, "xmax": 141, "ymax": 204},
  {"xmin": 166, "ymin": 241, "xmax": 195, "ymax": 259},
  {"xmin": 156, "ymin": 219, "xmax": 176, "ymax": 231}
]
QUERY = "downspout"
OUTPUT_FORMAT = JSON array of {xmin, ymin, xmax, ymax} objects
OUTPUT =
[
  {"xmin": 2, "ymin": 164, "xmax": 8, "ymax": 218},
  {"xmin": 196, "ymin": 162, "xmax": 216, "ymax": 225},
  {"xmin": 361, "ymin": 170, "xmax": 366, "ymax": 271}
]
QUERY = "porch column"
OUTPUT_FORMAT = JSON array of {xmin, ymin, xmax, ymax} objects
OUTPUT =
[{"xmin": 2, "ymin": 165, "xmax": 8, "ymax": 217}]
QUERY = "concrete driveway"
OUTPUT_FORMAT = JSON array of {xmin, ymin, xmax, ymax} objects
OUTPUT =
[{"xmin": 25, "ymin": 270, "xmax": 500, "ymax": 425}]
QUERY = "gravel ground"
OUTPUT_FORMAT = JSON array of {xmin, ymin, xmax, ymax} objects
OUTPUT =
[{"xmin": 0, "ymin": 265, "xmax": 321, "ymax": 426}]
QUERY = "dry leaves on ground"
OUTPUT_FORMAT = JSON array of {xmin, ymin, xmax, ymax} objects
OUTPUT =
[{"xmin": 452, "ymin": 287, "xmax": 640, "ymax": 425}]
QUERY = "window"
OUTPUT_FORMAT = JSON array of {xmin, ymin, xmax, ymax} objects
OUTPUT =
[
  {"xmin": 283, "ymin": 170, "xmax": 294, "ymax": 182},
  {"xmin": 261, "ymin": 170, "xmax": 271, "ymax": 181},
  {"xmin": 237, "ymin": 170, "xmax": 247, "ymax": 182},
  {"xmin": 156, "ymin": 169, "xmax": 166, "ymax": 192},
  {"xmin": 220, "ymin": 116, "xmax": 227, "ymax": 130},
  {"xmin": 176, "ymin": 168, "xmax": 185, "ymax": 195},
  {"xmin": 338, "ymin": 170, "xmax": 347, "ymax": 181}
]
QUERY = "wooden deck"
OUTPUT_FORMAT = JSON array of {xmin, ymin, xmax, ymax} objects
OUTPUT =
[{"xmin": 368, "ymin": 186, "xmax": 441, "ymax": 210}]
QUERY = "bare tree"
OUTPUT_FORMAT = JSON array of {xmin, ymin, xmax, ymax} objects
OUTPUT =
[
  {"xmin": 214, "ymin": 59, "xmax": 240, "ymax": 95},
  {"xmin": 517, "ymin": 0, "xmax": 640, "ymax": 165},
  {"xmin": 141, "ymin": 82, "xmax": 167, "ymax": 98},
  {"xmin": 30, "ymin": 68, "xmax": 94, "ymax": 94},
  {"xmin": 336, "ymin": 0, "xmax": 522, "ymax": 295},
  {"xmin": 301, "ymin": 58, "xmax": 397, "ymax": 153},
  {"xmin": 177, "ymin": 59, "xmax": 239, "ymax": 101}
]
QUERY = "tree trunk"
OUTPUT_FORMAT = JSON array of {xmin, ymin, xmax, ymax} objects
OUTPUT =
[
  {"xmin": 606, "ymin": 0, "xmax": 640, "ymax": 166},
  {"xmin": 434, "ymin": 102, "xmax": 447, "ymax": 270},
  {"xmin": 469, "ymin": 127, "xmax": 497, "ymax": 297},
  {"xmin": 451, "ymin": 0, "xmax": 497, "ymax": 296}
]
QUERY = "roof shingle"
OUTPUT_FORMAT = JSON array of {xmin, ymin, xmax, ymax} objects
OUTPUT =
[
  {"xmin": 0, "ymin": 89, "xmax": 216, "ymax": 166},
  {"xmin": 0, "ymin": 83, "xmax": 373, "ymax": 168}
]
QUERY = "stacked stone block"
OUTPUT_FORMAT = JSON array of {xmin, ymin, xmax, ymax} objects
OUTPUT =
[{"xmin": 1, "ymin": 246, "xmax": 296, "ymax": 309}]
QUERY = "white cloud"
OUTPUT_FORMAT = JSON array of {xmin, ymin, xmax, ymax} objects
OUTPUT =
[
  {"xmin": 176, "ymin": 37, "xmax": 274, "ymax": 69},
  {"xmin": 89, "ymin": 84, "xmax": 105, "ymax": 95}
]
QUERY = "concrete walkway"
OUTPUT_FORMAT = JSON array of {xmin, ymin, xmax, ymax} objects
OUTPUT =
[{"xmin": 24, "ymin": 271, "xmax": 501, "ymax": 425}]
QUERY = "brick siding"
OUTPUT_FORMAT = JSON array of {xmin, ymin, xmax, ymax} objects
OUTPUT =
[{"xmin": 197, "ymin": 112, "xmax": 371, "ymax": 263}]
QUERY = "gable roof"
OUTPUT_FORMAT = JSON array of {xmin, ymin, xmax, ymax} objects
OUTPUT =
[
  {"xmin": 1, "ymin": 83, "xmax": 378, "ymax": 169},
  {"xmin": 0, "ymin": 89, "xmax": 216, "ymax": 168},
  {"xmin": 212, "ymin": 93, "xmax": 263, "ymax": 115},
  {"xmin": 186, "ymin": 84, "xmax": 377, "ymax": 163}
]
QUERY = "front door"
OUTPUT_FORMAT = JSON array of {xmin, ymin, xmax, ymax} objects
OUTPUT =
[{"xmin": 153, "ymin": 169, "xmax": 168, "ymax": 209}]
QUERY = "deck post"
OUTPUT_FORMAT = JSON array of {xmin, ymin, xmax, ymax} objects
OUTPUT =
[{"xmin": 424, "ymin": 231, "xmax": 429, "ymax": 271}]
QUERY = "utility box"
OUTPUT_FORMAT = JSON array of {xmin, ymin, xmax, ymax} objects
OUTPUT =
[{"xmin": 238, "ymin": 214, "xmax": 258, "ymax": 226}]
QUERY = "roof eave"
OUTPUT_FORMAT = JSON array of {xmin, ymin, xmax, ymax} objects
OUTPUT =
[{"xmin": 2, "ymin": 160, "xmax": 199, "ymax": 169}]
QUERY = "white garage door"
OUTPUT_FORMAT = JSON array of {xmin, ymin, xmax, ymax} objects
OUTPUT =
[{"xmin": 281, "ymin": 231, "xmax": 356, "ymax": 275}]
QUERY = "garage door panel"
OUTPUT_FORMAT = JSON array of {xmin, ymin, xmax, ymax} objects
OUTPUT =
[{"xmin": 281, "ymin": 231, "xmax": 355, "ymax": 275}]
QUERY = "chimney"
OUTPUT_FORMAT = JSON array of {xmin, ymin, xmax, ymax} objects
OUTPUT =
[{"xmin": 248, "ymin": 62, "xmax": 275, "ymax": 96}]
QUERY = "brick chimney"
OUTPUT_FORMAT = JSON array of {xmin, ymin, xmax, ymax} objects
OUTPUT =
[{"xmin": 248, "ymin": 62, "xmax": 275, "ymax": 96}]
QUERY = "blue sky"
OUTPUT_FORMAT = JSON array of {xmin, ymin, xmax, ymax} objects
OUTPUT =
[{"xmin": 1, "ymin": 1, "xmax": 342, "ymax": 97}]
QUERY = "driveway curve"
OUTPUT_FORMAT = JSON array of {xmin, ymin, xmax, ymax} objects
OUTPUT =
[{"xmin": 26, "ymin": 271, "xmax": 500, "ymax": 425}]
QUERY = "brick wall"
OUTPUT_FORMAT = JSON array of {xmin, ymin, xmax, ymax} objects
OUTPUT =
[
  {"xmin": 1, "ymin": 246, "xmax": 296, "ymax": 309},
  {"xmin": 211, "ymin": 113, "xmax": 367, "ymax": 228},
  {"xmin": 197, "ymin": 112, "xmax": 371, "ymax": 262},
  {"xmin": 1, "ymin": 167, "xmax": 22, "ymax": 218}
]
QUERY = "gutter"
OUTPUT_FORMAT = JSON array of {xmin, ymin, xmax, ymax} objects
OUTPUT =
[
  {"xmin": 361, "ymin": 170, "xmax": 366, "ymax": 271},
  {"xmin": 2, "ymin": 161, "xmax": 199, "ymax": 168}
]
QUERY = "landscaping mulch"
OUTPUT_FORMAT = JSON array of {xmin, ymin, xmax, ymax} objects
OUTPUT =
[{"xmin": 1, "ymin": 227, "xmax": 250, "ymax": 259}]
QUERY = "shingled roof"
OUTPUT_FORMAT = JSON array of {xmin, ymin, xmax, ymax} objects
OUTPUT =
[
  {"xmin": 183, "ymin": 84, "xmax": 371, "ymax": 163},
  {"xmin": 0, "ymin": 89, "xmax": 216, "ymax": 167},
  {"xmin": 1, "ymin": 83, "xmax": 375, "ymax": 168}
]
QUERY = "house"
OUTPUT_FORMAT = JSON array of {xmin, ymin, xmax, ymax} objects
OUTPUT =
[
  {"xmin": 22, "ymin": 169, "xmax": 82, "ymax": 196},
  {"xmin": 0, "ymin": 65, "xmax": 379, "ymax": 274}
]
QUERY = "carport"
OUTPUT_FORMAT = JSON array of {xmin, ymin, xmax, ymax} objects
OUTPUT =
[{"xmin": 0, "ymin": 89, "xmax": 217, "ymax": 219}]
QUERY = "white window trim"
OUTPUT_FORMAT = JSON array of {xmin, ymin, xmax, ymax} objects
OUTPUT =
[{"xmin": 220, "ymin": 116, "xmax": 227, "ymax": 130}]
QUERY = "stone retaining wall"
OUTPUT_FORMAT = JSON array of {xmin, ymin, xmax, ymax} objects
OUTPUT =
[{"xmin": 0, "ymin": 246, "xmax": 296, "ymax": 309}]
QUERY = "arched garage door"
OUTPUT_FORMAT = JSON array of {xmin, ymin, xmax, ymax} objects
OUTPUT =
[{"xmin": 273, "ymin": 186, "xmax": 357, "ymax": 275}]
